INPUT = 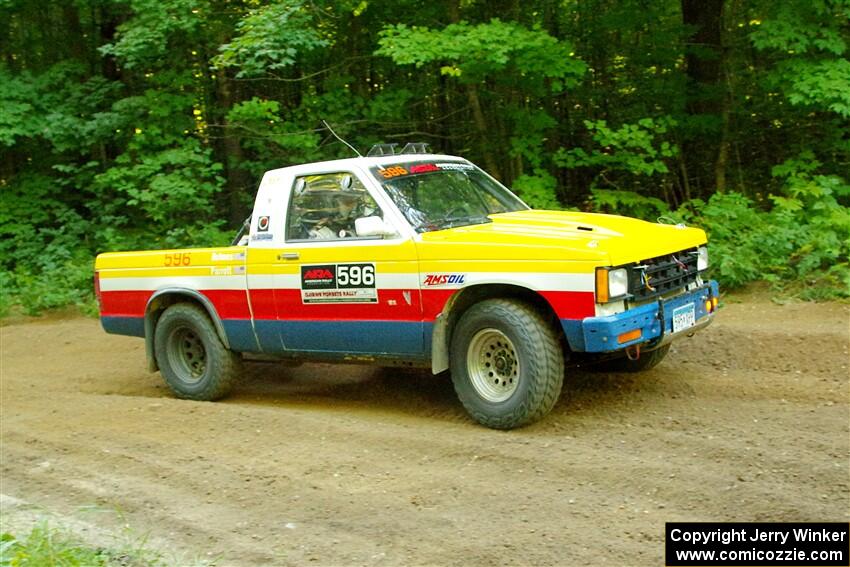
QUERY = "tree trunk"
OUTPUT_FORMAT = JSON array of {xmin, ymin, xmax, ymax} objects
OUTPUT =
[
  {"xmin": 681, "ymin": 0, "xmax": 725, "ymax": 197},
  {"xmin": 466, "ymin": 83, "xmax": 502, "ymax": 179},
  {"xmin": 215, "ymin": 68, "xmax": 252, "ymax": 227}
]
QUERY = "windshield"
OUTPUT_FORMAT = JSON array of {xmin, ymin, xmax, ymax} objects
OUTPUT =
[{"xmin": 371, "ymin": 161, "xmax": 528, "ymax": 232}]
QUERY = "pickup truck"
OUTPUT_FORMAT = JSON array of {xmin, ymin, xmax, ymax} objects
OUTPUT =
[{"xmin": 95, "ymin": 146, "xmax": 719, "ymax": 429}]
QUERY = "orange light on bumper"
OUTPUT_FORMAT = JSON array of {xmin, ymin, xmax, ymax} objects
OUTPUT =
[
  {"xmin": 712, "ymin": 297, "xmax": 719, "ymax": 309},
  {"xmin": 617, "ymin": 329, "xmax": 642, "ymax": 344},
  {"xmin": 705, "ymin": 300, "xmax": 712, "ymax": 313}
]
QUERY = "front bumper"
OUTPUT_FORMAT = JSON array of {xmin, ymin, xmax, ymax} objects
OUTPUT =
[{"xmin": 562, "ymin": 280, "xmax": 719, "ymax": 353}]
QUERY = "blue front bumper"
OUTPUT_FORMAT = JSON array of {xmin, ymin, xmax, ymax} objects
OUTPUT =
[{"xmin": 562, "ymin": 281, "xmax": 719, "ymax": 353}]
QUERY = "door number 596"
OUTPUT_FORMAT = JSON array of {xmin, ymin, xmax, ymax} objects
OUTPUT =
[{"xmin": 337, "ymin": 264, "xmax": 375, "ymax": 286}]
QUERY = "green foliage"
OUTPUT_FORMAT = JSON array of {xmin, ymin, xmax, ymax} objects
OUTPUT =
[
  {"xmin": 512, "ymin": 172, "xmax": 562, "ymax": 210},
  {"xmin": 225, "ymin": 97, "xmax": 323, "ymax": 176},
  {"xmin": 0, "ymin": 67, "xmax": 39, "ymax": 147},
  {"xmin": 98, "ymin": 0, "xmax": 206, "ymax": 70},
  {"xmin": 377, "ymin": 19, "xmax": 586, "ymax": 91},
  {"xmin": 1, "ymin": 524, "xmax": 110, "ymax": 566},
  {"xmin": 578, "ymin": 151, "xmax": 849, "ymax": 299},
  {"xmin": 213, "ymin": 1, "xmax": 329, "ymax": 78},
  {"xmin": 0, "ymin": 521, "xmax": 166, "ymax": 567},
  {"xmin": 590, "ymin": 189, "xmax": 670, "ymax": 220},
  {"xmin": 93, "ymin": 139, "xmax": 223, "ymax": 226},
  {"xmin": 1, "ymin": 0, "xmax": 848, "ymax": 313},
  {"xmin": 671, "ymin": 158, "xmax": 849, "ymax": 298},
  {"xmin": 556, "ymin": 118, "xmax": 678, "ymax": 178},
  {"xmin": 750, "ymin": 0, "xmax": 850, "ymax": 117},
  {"xmin": 769, "ymin": 153, "xmax": 850, "ymax": 278}
]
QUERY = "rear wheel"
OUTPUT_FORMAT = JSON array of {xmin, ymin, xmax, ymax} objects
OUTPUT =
[
  {"xmin": 154, "ymin": 303, "xmax": 241, "ymax": 400},
  {"xmin": 450, "ymin": 299, "xmax": 564, "ymax": 429}
]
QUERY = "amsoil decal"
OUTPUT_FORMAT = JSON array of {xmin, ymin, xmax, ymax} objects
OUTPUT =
[
  {"xmin": 301, "ymin": 263, "xmax": 377, "ymax": 304},
  {"xmin": 423, "ymin": 274, "xmax": 466, "ymax": 286}
]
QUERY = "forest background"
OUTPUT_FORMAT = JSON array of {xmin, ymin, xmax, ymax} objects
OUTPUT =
[{"xmin": 1, "ymin": 0, "xmax": 848, "ymax": 315}]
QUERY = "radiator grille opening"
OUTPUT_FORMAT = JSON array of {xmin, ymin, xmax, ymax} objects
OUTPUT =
[{"xmin": 628, "ymin": 248, "xmax": 700, "ymax": 302}]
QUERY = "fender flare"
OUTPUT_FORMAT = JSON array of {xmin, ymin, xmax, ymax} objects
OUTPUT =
[
  {"xmin": 143, "ymin": 288, "xmax": 231, "ymax": 372},
  {"xmin": 429, "ymin": 283, "xmax": 567, "ymax": 374},
  {"xmin": 429, "ymin": 292, "xmax": 462, "ymax": 374}
]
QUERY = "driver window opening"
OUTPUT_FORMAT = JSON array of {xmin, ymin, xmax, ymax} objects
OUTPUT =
[{"xmin": 286, "ymin": 172, "xmax": 382, "ymax": 241}]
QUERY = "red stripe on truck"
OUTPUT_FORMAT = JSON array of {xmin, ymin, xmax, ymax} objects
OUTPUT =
[
  {"xmin": 101, "ymin": 287, "xmax": 596, "ymax": 323},
  {"xmin": 99, "ymin": 290, "xmax": 152, "ymax": 317}
]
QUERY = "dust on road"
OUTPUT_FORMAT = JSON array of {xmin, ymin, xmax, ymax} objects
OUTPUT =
[{"xmin": 1, "ymin": 296, "xmax": 848, "ymax": 566}]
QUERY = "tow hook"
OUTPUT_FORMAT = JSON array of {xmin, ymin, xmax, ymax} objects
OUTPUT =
[{"xmin": 626, "ymin": 344, "xmax": 641, "ymax": 361}]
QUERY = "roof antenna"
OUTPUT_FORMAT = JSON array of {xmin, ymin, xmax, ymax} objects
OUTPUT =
[{"xmin": 322, "ymin": 120, "xmax": 362, "ymax": 158}]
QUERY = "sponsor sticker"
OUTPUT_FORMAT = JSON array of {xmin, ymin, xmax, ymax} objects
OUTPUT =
[
  {"xmin": 436, "ymin": 162, "xmax": 475, "ymax": 171},
  {"xmin": 258, "ymin": 216, "xmax": 270, "ymax": 232},
  {"xmin": 252, "ymin": 233, "xmax": 273, "ymax": 241},
  {"xmin": 210, "ymin": 266, "xmax": 232, "ymax": 276},
  {"xmin": 211, "ymin": 251, "xmax": 246, "ymax": 261},
  {"xmin": 423, "ymin": 274, "xmax": 466, "ymax": 286},
  {"xmin": 301, "ymin": 263, "xmax": 378, "ymax": 304},
  {"xmin": 408, "ymin": 163, "xmax": 439, "ymax": 174}
]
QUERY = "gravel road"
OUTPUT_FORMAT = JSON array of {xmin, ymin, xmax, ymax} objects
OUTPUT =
[{"xmin": 1, "ymin": 295, "xmax": 848, "ymax": 565}]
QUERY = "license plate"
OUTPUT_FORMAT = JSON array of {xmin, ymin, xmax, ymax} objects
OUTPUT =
[{"xmin": 672, "ymin": 303, "xmax": 696, "ymax": 333}]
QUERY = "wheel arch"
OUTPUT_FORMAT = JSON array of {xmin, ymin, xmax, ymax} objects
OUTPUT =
[
  {"xmin": 430, "ymin": 284, "xmax": 567, "ymax": 373},
  {"xmin": 143, "ymin": 289, "xmax": 230, "ymax": 372}
]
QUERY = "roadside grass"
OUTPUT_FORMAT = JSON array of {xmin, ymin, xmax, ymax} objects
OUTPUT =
[
  {"xmin": 0, "ymin": 520, "xmax": 162, "ymax": 566},
  {"xmin": 0, "ymin": 507, "xmax": 217, "ymax": 567}
]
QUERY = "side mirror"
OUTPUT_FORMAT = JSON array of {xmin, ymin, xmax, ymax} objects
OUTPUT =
[{"xmin": 355, "ymin": 216, "xmax": 396, "ymax": 238}]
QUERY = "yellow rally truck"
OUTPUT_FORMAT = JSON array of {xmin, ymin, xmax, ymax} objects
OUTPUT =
[{"xmin": 95, "ymin": 146, "xmax": 719, "ymax": 429}]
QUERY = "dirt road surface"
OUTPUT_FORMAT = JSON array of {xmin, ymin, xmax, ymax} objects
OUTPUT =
[{"xmin": 1, "ymin": 296, "xmax": 848, "ymax": 566}]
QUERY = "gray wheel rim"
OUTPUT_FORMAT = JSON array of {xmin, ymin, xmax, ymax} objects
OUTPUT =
[
  {"xmin": 466, "ymin": 328, "xmax": 520, "ymax": 402},
  {"xmin": 167, "ymin": 326, "xmax": 206, "ymax": 383}
]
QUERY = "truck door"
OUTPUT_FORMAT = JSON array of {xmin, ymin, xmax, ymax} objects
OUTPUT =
[{"xmin": 271, "ymin": 170, "xmax": 425, "ymax": 358}]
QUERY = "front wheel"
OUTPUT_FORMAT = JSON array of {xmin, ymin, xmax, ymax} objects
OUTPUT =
[
  {"xmin": 154, "ymin": 303, "xmax": 241, "ymax": 400},
  {"xmin": 450, "ymin": 299, "xmax": 564, "ymax": 429}
]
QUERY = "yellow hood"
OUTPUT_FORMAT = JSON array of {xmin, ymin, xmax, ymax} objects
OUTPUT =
[{"xmin": 418, "ymin": 209, "xmax": 707, "ymax": 266}]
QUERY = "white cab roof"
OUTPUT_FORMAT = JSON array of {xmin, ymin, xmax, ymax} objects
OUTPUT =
[{"xmin": 263, "ymin": 154, "xmax": 469, "ymax": 177}]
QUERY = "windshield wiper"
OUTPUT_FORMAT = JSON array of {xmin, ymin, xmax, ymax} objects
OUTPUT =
[{"xmin": 430, "ymin": 215, "xmax": 493, "ymax": 230}]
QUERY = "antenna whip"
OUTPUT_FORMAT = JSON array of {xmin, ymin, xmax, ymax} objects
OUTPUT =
[{"xmin": 322, "ymin": 120, "xmax": 362, "ymax": 158}]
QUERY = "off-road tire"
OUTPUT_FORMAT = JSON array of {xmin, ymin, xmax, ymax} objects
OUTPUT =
[
  {"xmin": 450, "ymin": 299, "xmax": 564, "ymax": 429},
  {"xmin": 594, "ymin": 344, "xmax": 670, "ymax": 373},
  {"xmin": 154, "ymin": 303, "xmax": 241, "ymax": 400}
]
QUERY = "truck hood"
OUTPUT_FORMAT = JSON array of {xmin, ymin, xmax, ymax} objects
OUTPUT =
[{"xmin": 418, "ymin": 209, "xmax": 707, "ymax": 265}]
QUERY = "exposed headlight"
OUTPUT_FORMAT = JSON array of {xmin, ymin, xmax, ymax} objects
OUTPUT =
[
  {"xmin": 697, "ymin": 246, "xmax": 709, "ymax": 271},
  {"xmin": 608, "ymin": 268, "xmax": 629, "ymax": 298},
  {"xmin": 596, "ymin": 267, "xmax": 629, "ymax": 302}
]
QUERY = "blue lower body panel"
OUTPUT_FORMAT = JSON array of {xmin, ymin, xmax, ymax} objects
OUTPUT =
[
  {"xmin": 221, "ymin": 319, "xmax": 261, "ymax": 352},
  {"xmin": 101, "ymin": 316, "xmax": 145, "ymax": 337},
  {"xmin": 561, "ymin": 281, "xmax": 719, "ymax": 353},
  {"xmin": 244, "ymin": 319, "xmax": 429, "ymax": 357},
  {"xmin": 280, "ymin": 320, "xmax": 426, "ymax": 355}
]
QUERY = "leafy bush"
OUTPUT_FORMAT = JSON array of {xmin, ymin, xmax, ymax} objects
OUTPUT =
[
  {"xmin": 512, "ymin": 171, "xmax": 563, "ymax": 210},
  {"xmin": 586, "ymin": 153, "xmax": 850, "ymax": 299},
  {"xmin": 556, "ymin": 117, "xmax": 678, "ymax": 177}
]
